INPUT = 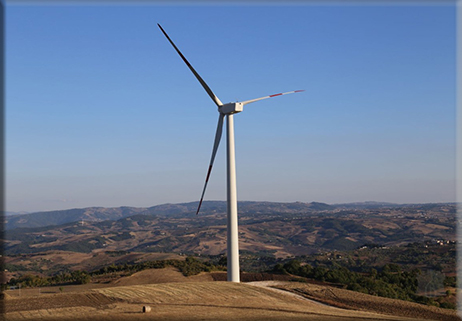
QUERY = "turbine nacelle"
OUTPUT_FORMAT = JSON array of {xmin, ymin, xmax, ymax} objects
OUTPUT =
[{"xmin": 219, "ymin": 102, "xmax": 244, "ymax": 115}]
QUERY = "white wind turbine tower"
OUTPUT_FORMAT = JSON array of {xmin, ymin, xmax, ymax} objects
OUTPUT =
[{"xmin": 158, "ymin": 24, "xmax": 303, "ymax": 282}]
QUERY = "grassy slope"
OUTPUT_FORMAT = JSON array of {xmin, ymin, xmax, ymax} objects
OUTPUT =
[
  {"xmin": 4, "ymin": 268, "xmax": 459, "ymax": 321},
  {"xmin": 5, "ymin": 282, "xmax": 414, "ymax": 321}
]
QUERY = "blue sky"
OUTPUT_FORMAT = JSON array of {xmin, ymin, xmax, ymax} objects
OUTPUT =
[{"xmin": 5, "ymin": 3, "xmax": 456, "ymax": 212}]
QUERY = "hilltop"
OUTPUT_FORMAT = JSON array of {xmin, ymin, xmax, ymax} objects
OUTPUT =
[{"xmin": 4, "ymin": 267, "xmax": 460, "ymax": 321}]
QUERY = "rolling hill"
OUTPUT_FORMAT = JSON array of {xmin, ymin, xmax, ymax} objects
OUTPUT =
[
  {"xmin": 4, "ymin": 268, "xmax": 459, "ymax": 321},
  {"xmin": 5, "ymin": 201, "xmax": 334, "ymax": 230},
  {"xmin": 4, "ymin": 202, "xmax": 456, "ymax": 260}
]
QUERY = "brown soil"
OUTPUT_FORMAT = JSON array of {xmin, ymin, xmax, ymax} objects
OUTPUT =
[
  {"xmin": 3, "ymin": 268, "xmax": 460, "ymax": 321},
  {"xmin": 4, "ymin": 292, "xmax": 121, "ymax": 313}
]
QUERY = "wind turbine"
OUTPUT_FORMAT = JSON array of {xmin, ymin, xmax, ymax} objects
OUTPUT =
[{"xmin": 158, "ymin": 24, "xmax": 303, "ymax": 282}]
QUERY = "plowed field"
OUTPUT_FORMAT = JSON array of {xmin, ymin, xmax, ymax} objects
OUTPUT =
[{"xmin": 3, "ymin": 268, "xmax": 460, "ymax": 321}]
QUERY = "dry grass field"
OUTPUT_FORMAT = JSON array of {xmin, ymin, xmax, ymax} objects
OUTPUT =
[
  {"xmin": 3, "ymin": 268, "xmax": 461, "ymax": 321},
  {"xmin": 272, "ymin": 282, "xmax": 460, "ymax": 321},
  {"xmin": 3, "ymin": 251, "xmax": 183, "ymax": 281}
]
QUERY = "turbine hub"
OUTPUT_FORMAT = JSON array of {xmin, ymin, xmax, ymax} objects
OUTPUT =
[{"xmin": 219, "ymin": 102, "xmax": 244, "ymax": 115}]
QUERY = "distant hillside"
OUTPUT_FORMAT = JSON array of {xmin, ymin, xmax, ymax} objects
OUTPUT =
[
  {"xmin": 5, "ymin": 201, "xmax": 333, "ymax": 230},
  {"xmin": 5, "ymin": 211, "xmax": 29, "ymax": 216},
  {"xmin": 332, "ymin": 201, "xmax": 457, "ymax": 210},
  {"xmin": 5, "ymin": 206, "xmax": 145, "ymax": 230},
  {"xmin": 4, "ymin": 203, "xmax": 456, "ymax": 257},
  {"xmin": 333, "ymin": 201, "xmax": 401, "ymax": 209}
]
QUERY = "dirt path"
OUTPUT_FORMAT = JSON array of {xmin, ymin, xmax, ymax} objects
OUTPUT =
[
  {"xmin": 272, "ymin": 281, "xmax": 461, "ymax": 321},
  {"xmin": 4, "ymin": 272, "xmax": 458, "ymax": 321},
  {"xmin": 4, "ymin": 282, "xmax": 421, "ymax": 321},
  {"xmin": 247, "ymin": 280, "xmax": 331, "ymax": 306}
]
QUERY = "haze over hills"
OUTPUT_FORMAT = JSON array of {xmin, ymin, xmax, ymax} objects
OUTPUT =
[
  {"xmin": 5, "ymin": 211, "xmax": 30, "ymax": 216},
  {"xmin": 4, "ymin": 201, "xmax": 457, "ymax": 320},
  {"xmin": 4, "ymin": 201, "xmax": 456, "ymax": 259},
  {"xmin": 5, "ymin": 201, "xmax": 336, "ymax": 230},
  {"xmin": 5, "ymin": 200, "xmax": 455, "ymax": 231}
]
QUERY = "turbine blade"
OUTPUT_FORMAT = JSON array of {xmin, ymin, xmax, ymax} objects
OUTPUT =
[
  {"xmin": 158, "ymin": 24, "xmax": 223, "ymax": 107},
  {"xmin": 196, "ymin": 114, "xmax": 225, "ymax": 215},
  {"xmin": 240, "ymin": 90, "xmax": 304, "ymax": 105}
]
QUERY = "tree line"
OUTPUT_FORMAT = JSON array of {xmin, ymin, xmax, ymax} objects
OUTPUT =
[
  {"xmin": 6, "ymin": 257, "xmax": 222, "ymax": 289},
  {"xmin": 272, "ymin": 260, "xmax": 455, "ymax": 309},
  {"xmin": 5, "ymin": 257, "xmax": 455, "ymax": 309}
]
